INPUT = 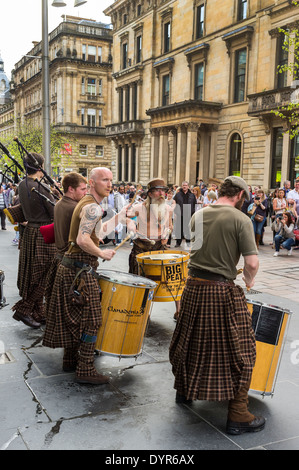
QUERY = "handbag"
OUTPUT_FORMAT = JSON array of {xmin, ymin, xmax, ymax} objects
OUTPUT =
[{"xmin": 254, "ymin": 214, "xmax": 264, "ymax": 223}]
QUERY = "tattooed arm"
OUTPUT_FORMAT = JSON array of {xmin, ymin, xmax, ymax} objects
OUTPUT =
[{"xmin": 76, "ymin": 203, "xmax": 116, "ymax": 261}]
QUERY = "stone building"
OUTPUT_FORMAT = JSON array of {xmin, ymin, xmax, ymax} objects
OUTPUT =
[
  {"xmin": 104, "ymin": 0, "xmax": 299, "ymax": 189},
  {"xmin": 10, "ymin": 15, "xmax": 113, "ymax": 178}
]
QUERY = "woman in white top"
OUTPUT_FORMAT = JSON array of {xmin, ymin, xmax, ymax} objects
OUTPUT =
[{"xmin": 272, "ymin": 188, "xmax": 287, "ymax": 217}]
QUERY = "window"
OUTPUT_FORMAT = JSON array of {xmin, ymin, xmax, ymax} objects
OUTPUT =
[
  {"xmin": 271, "ymin": 128, "xmax": 283, "ymax": 188},
  {"xmin": 136, "ymin": 35, "xmax": 142, "ymax": 63},
  {"xmin": 137, "ymin": 4, "xmax": 141, "ymax": 16},
  {"xmin": 87, "ymin": 109, "xmax": 96, "ymax": 128},
  {"xmin": 122, "ymin": 42, "xmax": 128, "ymax": 69},
  {"xmin": 290, "ymin": 134, "xmax": 299, "ymax": 182},
  {"xmin": 119, "ymin": 88, "xmax": 124, "ymax": 122},
  {"xmin": 162, "ymin": 74, "xmax": 170, "ymax": 106},
  {"xmin": 81, "ymin": 108, "xmax": 85, "ymax": 126},
  {"xmin": 98, "ymin": 46, "xmax": 102, "ymax": 63},
  {"xmin": 164, "ymin": 22, "xmax": 171, "ymax": 53},
  {"xmin": 87, "ymin": 78, "xmax": 96, "ymax": 95},
  {"xmin": 194, "ymin": 63, "xmax": 204, "ymax": 100},
  {"xmin": 234, "ymin": 48, "xmax": 247, "ymax": 102},
  {"xmin": 195, "ymin": 4, "xmax": 205, "ymax": 39},
  {"xmin": 229, "ymin": 133, "xmax": 242, "ymax": 176},
  {"xmin": 81, "ymin": 77, "xmax": 85, "ymax": 94},
  {"xmin": 79, "ymin": 144, "xmax": 87, "ymax": 156},
  {"xmin": 99, "ymin": 109, "xmax": 102, "ymax": 127},
  {"xmin": 277, "ymin": 32, "xmax": 288, "ymax": 88},
  {"xmin": 238, "ymin": 0, "xmax": 247, "ymax": 21},
  {"xmin": 82, "ymin": 44, "xmax": 86, "ymax": 60},
  {"xmin": 88, "ymin": 45, "xmax": 96, "ymax": 62},
  {"xmin": 99, "ymin": 79, "xmax": 102, "ymax": 96},
  {"xmin": 96, "ymin": 145, "xmax": 104, "ymax": 157}
]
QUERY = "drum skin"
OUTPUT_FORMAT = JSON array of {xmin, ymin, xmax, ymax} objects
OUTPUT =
[
  {"xmin": 136, "ymin": 250, "xmax": 189, "ymax": 302},
  {"xmin": 247, "ymin": 300, "xmax": 291, "ymax": 396},
  {"xmin": 95, "ymin": 271, "xmax": 156, "ymax": 357}
]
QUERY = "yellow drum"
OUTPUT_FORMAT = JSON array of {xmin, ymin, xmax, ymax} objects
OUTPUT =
[
  {"xmin": 247, "ymin": 300, "xmax": 292, "ymax": 396},
  {"xmin": 95, "ymin": 270, "xmax": 157, "ymax": 358},
  {"xmin": 136, "ymin": 250, "xmax": 189, "ymax": 302}
]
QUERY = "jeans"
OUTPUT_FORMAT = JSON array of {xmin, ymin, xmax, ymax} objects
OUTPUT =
[
  {"xmin": 274, "ymin": 235, "xmax": 295, "ymax": 252},
  {"xmin": 251, "ymin": 217, "xmax": 265, "ymax": 235}
]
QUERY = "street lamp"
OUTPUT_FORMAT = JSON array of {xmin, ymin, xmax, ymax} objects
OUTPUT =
[{"xmin": 42, "ymin": 0, "xmax": 87, "ymax": 174}]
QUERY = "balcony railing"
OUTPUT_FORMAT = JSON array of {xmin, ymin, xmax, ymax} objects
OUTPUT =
[
  {"xmin": 106, "ymin": 120, "xmax": 145, "ymax": 137},
  {"xmin": 248, "ymin": 87, "xmax": 293, "ymax": 116}
]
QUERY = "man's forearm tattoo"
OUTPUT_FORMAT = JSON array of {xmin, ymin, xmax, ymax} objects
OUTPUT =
[{"xmin": 79, "ymin": 203, "xmax": 101, "ymax": 236}]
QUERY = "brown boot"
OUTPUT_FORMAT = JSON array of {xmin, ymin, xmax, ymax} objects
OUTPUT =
[
  {"xmin": 226, "ymin": 381, "xmax": 265, "ymax": 434},
  {"xmin": 75, "ymin": 337, "xmax": 109, "ymax": 385}
]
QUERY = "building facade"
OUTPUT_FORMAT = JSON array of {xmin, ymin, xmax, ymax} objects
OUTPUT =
[
  {"xmin": 10, "ymin": 16, "xmax": 113, "ymax": 178},
  {"xmin": 104, "ymin": 0, "xmax": 299, "ymax": 189}
]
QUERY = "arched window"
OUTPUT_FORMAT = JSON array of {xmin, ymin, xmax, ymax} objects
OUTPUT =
[{"xmin": 229, "ymin": 132, "xmax": 242, "ymax": 176}]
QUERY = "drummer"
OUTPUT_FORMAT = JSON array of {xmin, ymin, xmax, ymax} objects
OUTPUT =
[
  {"xmin": 127, "ymin": 178, "xmax": 181, "ymax": 319},
  {"xmin": 43, "ymin": 167, "xmax": 136, "ymax": 384}
]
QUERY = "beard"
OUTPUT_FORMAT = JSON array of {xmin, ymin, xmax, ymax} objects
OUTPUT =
[
  {"xmin": 149, "ymin": 197, "xmax": 167, "ymax": 223},
  {"xmin": 235, "ymin": 195, "xmax": 245, "ymax": 211}
]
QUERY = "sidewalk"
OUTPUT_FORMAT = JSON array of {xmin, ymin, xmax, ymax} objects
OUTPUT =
[{"xmin": 0, "ymin": 223, "xmax": 298, "ymax": 451}]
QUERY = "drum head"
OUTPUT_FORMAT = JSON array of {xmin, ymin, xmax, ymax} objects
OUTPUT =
[
  {"xmin": 98, "ymin": 269, "xmax": 157, "ymax": 288},
  {"xmin": 142, "ymin": 253, "xmax": 184, "ymax": 260}
]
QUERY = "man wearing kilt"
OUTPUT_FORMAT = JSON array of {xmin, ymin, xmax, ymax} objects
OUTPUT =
[
  {"xmin": 12, "ymin": 153, "xmax": 56, "ymax": 328},
  {"xmin": 43, "ymin": 167, "xmax": 135, "ymax": 384},
  {"xmin": 44, "ymin": 172, "xmax": 88, "ymax": 308},
  {"xmin": 169, "ymin": 176, "xmax": 266, "ymax": 435}
]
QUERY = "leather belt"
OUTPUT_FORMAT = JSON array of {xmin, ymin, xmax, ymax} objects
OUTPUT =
[
  {"xmin": 188, "ymin": 267, "xmax": 231, "ymax": 283},
  {"xmin": 61, "ymin": 256, "xmax": 100, "ymax": 280}
]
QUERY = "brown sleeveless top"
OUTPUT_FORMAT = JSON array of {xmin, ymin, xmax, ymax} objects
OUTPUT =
[{"xmin": 67, "ymin": 194, "xmax": 101, "ymax": 254}]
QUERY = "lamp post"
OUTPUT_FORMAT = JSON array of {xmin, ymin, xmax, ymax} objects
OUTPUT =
[{"xmin": 41, "ymin": 0, "xmax": 87, "ymax": 175}]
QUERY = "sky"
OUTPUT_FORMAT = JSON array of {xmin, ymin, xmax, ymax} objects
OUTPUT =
[{"xmin": 0, "ymin": 0, "xmax": 113, "ymax": 79}]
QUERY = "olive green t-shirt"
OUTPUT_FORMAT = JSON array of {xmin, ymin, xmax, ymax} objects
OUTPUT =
[{"xmin": 189, "ymin": 205, "xmax": 258, "ymax": 280}]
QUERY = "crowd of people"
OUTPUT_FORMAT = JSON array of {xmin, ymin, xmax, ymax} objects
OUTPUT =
[{"xmin": 1, "ymin": 163, "xmax": 299, "ymax": 436}]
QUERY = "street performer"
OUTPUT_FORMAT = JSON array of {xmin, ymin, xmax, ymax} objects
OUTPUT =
[
  {"xmin": 127, "ymin": 178, "xmax": 172, "ymax": 274},
  {"xmin": 44, "ymin": 172, "xmax": 88, "ymax": 308},
  {"xmin": 43, "ymin": 167, "xmax": 136, "ymax": 384},
  {"xmin": 169, "ymin": 175, "xmax": 266, "ymax": 435},
  {"xmin": 127, "ymin": 178, "xmax": 181, "ymax": 318},
  {"xmin": 12, "ymin": 152, "xmax": 56, "ymax": 329}
]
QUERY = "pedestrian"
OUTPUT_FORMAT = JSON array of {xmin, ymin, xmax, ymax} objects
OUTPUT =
[
  {"xmin": 272, "ymin": 212, "xmax": 296, "ymax": 257},
  {"xmin": 169, "ymin": 175, "xmax": 265, "ymax": 435},
  {"xmin": 247, "ymin": 189, "xmax": 268, "ymax": 248},
  {"xmin": 0, "ymin": 185, "xmax": 9, "ymax": 230},
  {"xmin": 287, "ymin": 178, "xmax": 299, "ymax": 215},
  {"xmin": 173, "ymin": 181, "xmax": 197, "ymax": 247},
  {"xmin": 114, "ymin": 184, "xmax": 127, "ymax": 244},
  {"xmin": 192, "ymin": 186, "xmax": 203, "ymax": 211}
]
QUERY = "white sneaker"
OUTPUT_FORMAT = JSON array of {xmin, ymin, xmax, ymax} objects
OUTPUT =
[
  {"xmin": 273, "ymin": 251, "xmax": 279, "ymax": 257},
  {"xmin": 287, "ymin": 248, "xmax": 293, "ymax": 256}
]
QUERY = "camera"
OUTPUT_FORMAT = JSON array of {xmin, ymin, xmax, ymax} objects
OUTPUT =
[
  {"xmin": 277, "ymin": 214, "xmax": 283, "ymax": 220},
  {"xmin": 255, "ymin": 196, "xmax": 260, "ymax": 200}
]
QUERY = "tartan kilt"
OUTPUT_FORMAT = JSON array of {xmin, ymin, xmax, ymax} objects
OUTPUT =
[
  {"xmin": 44, "ymin": 255, "xmax": 61, "ymax": 310},
  {"xmin": 43, "ymin": 252, "xmax": 102, "ymax": 349},
  {"xmin": 13, "ymin": 225, "xmax": 56, "ymax": 316},
  {"xmin": 169, "ymin": 279, "xmax": 256, "ymax": 401}
]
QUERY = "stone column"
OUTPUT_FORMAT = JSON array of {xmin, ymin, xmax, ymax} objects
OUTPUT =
[
  {"xmin": 281, "ymin": 128, "xmax": 291, "ymax": 185},
  {"xmin": 185, "ymin": 123, "xmax": 199, "ymax": 184},
  {"xmin": 150, "ymin": 129, "xmax": 160, "ymax": 178},
  {"xmin": 158, "ymin": 128, "xmax": 169, "ymax": 181},
  {"xmin": 176, "ymin": 124, "xmax": 187, "ymax": 185}
]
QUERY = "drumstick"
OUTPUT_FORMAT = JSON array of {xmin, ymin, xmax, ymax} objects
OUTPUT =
[{"xmin": 102, "ymin": 233, "xmax": 133, "ymax": 262}]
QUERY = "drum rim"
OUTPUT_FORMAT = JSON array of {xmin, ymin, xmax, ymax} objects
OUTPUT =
[
  {"xmin": 97, "ymin": 269, "xmax": 157, "ymax": 288},
  {"xmin": 247, "ymin": 298, "xmax": 292, "ymax": 315},
  {"xmin": 136, "ymin": 249, "xmax": 189, "ymax": 264}
]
